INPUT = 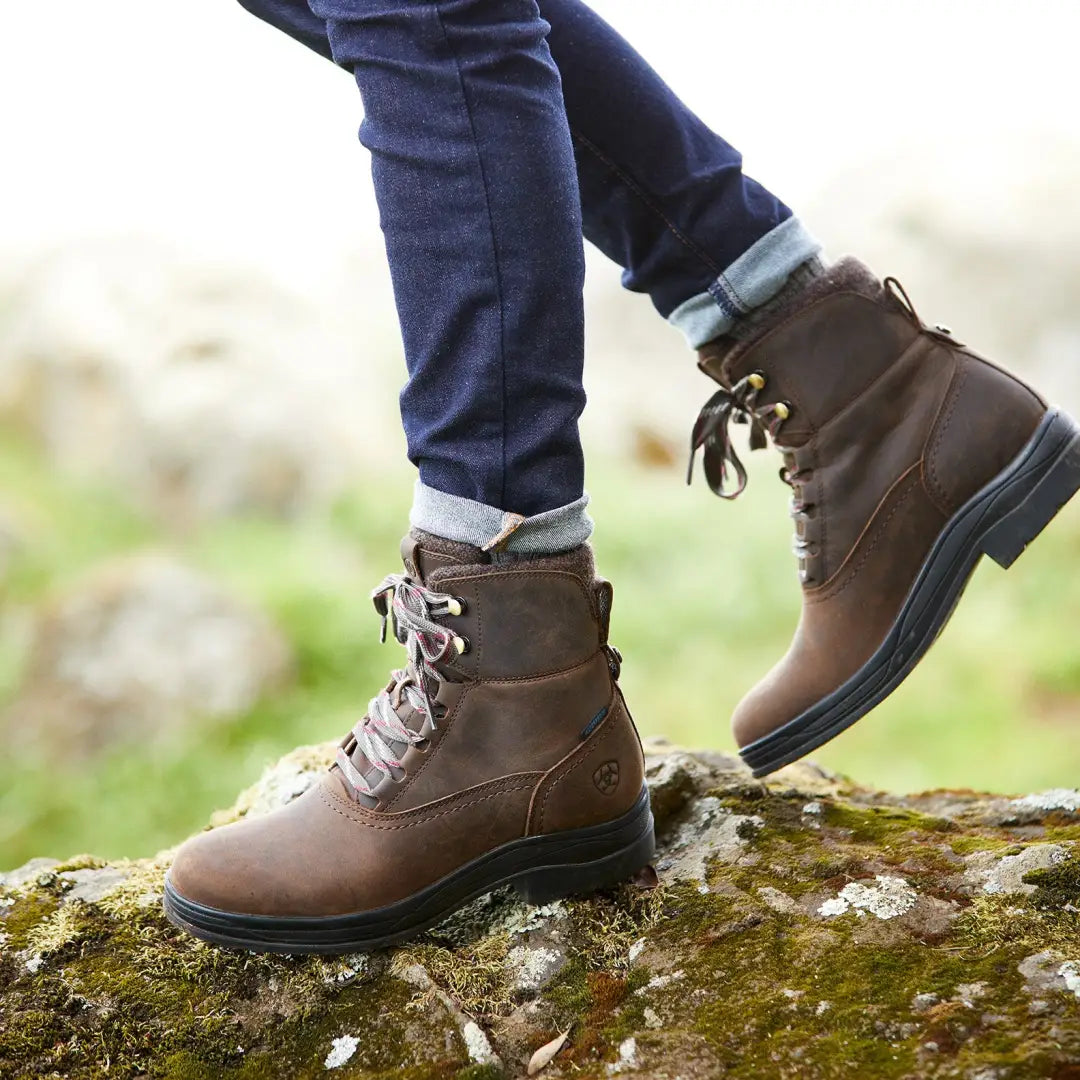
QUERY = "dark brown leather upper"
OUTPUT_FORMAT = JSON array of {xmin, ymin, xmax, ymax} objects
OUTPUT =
[
  {"xmin": 699, "ymin": 269, "xmax": 1047, "ymax": 748},
  {"xmin": 168, "ymin": 536, "xmax": 645, "ymax": 917}
]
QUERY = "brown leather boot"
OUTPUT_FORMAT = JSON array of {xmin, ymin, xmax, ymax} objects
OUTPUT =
[
  {"xmin": 164, "ymin": 532, "xmax": 652, "ymax": 953},
  {"xmin": 689, "ymin": 258, "xmax": 1080, "ymax": 778}
]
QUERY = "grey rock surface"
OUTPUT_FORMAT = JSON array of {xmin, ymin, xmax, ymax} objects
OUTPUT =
[{"xmin": 5, "ymin": 553, "xmax": 293, "ymax": 753}]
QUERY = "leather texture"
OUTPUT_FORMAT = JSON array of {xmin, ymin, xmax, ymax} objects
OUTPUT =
[
  {"xmin": 168, "ymin": 534, "xmax": 645, "ymax": 918},
  {"xmin": 698, "ymin": 267, "xmax": 1047, "ymax": 749}
]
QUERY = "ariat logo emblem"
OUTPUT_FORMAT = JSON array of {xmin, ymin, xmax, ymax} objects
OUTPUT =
[{"xmin": 593, "ymin": 760, "xmax": 620, "ymax": 796}]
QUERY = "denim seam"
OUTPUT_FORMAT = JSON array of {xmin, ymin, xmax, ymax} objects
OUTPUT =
[
  {"xmin": 431, "ymin": 2, "xmax": 509, "ymax": 507},
  {"xmin": 706, "ymin": 277, "xmax": 748, "ymax": 319},
  {"xmin": 570, "ymin": 127, "xmax": 723, "ymax": 279}
]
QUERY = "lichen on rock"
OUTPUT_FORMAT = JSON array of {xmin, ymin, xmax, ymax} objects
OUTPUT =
[{"xmin": 4, "ymin": 744, "xmax": 1080, "ymax": 1078}]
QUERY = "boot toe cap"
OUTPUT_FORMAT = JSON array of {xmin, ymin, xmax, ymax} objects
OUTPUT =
[
  {"xmin": 168, "ymin": 822, "xmax": 271, "ymax": 917},
  {"xmin": 166, "ymin": 782, "xmax": 360, "ymax": 917},
  {"xmin": 732, "ymin": 652, "xmax": 844, "ymax": 750}
]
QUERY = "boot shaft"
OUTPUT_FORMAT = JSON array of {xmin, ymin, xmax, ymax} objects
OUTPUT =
[
  {"xmin": 403, "ymin": 531, "xmax": 615, "ymax": 681},
  {"xmin": 697, "ymin": 259, "xmax": 1046, "ymax": 587}
]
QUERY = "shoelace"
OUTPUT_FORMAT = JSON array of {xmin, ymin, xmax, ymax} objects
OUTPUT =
[
  {"xmin": 687, "ymin": 372, "xmax": 790, "ymax": 500},
  {"xmin": 335, "ymin": 575, "xmax": 466, "ymax": 799},
  {"xmin": 687, "ymin": 371, "xmax": 820, "ymax": 577}
]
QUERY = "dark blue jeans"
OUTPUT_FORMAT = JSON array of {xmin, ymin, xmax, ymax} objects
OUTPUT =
[{"xmin": 235, "ymin": 0, "xmax": 818, "ymax": 534}]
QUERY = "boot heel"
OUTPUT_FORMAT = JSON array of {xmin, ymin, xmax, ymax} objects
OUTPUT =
[
  {"xmin": 981, "ymin": 414, "xmax": 1080, "ymax": 570},
  {"xmin": 513, "ymin": 812, "xmax": 656, "ymax": 906}
]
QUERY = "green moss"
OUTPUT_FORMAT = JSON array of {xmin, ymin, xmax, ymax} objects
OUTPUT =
[
  {"xmin": 0, "ymin": 875, "xmax": 474, "ymax": 1080},
  {"xmin": 453, "ymin": 1066, "xmax": 505, "ymax": 1080},
  {"xmin": 0, "ymin": 892, "xmax": 60, "ymax": 946},
  {"xmin": 805, "ymin": 852, "xmax": 866, "ymax": 882},
  {"xmin": 544, "ymin": 956, "xmax": 593, "ymax": 1020},
  {"xmin": 1040, "ymin": 822, "xmax": 1080, "ymax": 845},
  {"xmin": 594, "ymin": 971, "xmax": 650, "ymax": 1048},
  {"xmin": 546, "ymin": 965, "xmax": 630, "ymax": 1070},
  {"xmin": 949, "ymin": 834, "xmax": 1018, "ymax": 855},
  {"xmin": 2, "ymin": 865, "xmax": 1077, "ymax": 1079},
  {"xmin": 24, "ymin": 902, "xmax": 94, "ymax": 955},
  {"xmin": 52, "ymin": 854, "xmax": 109, "ymax": 873},
  {"xmin": 563, "ymin": 883, "xmax": 666, "ymax": 970},
  {"xmin": 249, "ymin": 974, "xmax": 433, "ymax": 1078},
  {"xmin": 643, "ymin": 883, "xmax": 740, "ymax": 946},
  {"xmin": 681, "ymin": 910, "xmax": 1044, "ymax": 1079},
  {"xmin": 822, "ymin": 802, "xmax": 955, "ymax": 844},
  {"xmin": 1023, "ymin": 855, "xmax": 1080, "ymax": 909},
  {"xmin": 393, "ymin": 933, "xmax": 515, "ymax": 1018},
  {"xmin": 147, "ymin": 1051, "xmax": 225, "ymax": 1080}
]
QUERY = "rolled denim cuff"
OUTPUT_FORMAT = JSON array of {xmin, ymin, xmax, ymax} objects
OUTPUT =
[
  {"xmin": 410, "ymin": 481, "xmax": 593, "ymax": 556},
  {"xmin": 668, "ymin": 217, "xmax": 823, "ymax": 348}
]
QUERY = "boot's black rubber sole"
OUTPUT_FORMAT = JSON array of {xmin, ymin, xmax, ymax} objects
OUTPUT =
[
  {"xmin": 163, "ymin": 786, "xmax": 655, "ymax": 954},
  {"xmin": 740, "ymin": 407, "xmax": 1080, "ymax": 779}
]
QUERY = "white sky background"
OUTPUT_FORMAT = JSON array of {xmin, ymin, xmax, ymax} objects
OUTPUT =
[{"xmin": 2, "ymin": 0, "xmax": 1078, "ymax": 288}]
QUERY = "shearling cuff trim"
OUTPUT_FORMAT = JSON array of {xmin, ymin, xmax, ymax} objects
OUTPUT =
[{"xmin": 410, "ymin": 527, "xmax": 597, "ymax": 587}]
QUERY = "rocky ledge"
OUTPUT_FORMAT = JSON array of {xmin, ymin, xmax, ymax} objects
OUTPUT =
[{"xmin": 4, "ymin": 742, "xmax": 1080, "ymax": 1080}]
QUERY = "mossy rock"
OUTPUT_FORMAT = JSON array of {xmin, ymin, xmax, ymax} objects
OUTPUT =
[{"xmin": 3, "ymin": 744, "xmax": 1080, "ymax": 1079}]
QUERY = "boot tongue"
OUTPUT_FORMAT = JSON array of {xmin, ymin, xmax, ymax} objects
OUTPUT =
[
  {"xmin": 696, "ymin": 335, "xmax": 737, "ymax": 389},
  {"xmin": 336, "ymin": 532, "xmax": 487, "ymax": 803}
]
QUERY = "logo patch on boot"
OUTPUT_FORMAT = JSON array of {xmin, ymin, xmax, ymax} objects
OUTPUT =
[{"xmin": 593, "ymin": 760, "xmax": 620, "ymax": 796}]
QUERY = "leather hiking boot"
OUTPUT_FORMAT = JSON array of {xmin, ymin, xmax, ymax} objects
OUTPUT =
[
  {"xmin": 688, "ymin": 258, "xmax": 1080, "ymax": 778},
  {"xmin": 164, "ymin": 531, "xmax": 653, "ymax": 953}
]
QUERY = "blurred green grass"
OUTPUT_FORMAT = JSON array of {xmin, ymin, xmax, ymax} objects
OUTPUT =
[{"xmin": 1, "ymin": 428, "xmax": 1079, "ymax": 869}]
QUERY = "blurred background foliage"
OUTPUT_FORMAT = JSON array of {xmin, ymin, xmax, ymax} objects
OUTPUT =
[{"xmin": 1, "ymin": 0, "xmax": 1079, "ymax": 868}]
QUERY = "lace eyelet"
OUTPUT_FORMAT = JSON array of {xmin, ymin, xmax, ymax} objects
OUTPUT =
[{"xmin": 454, "ymin": 636, "xmax": 471, "ymax": 655}]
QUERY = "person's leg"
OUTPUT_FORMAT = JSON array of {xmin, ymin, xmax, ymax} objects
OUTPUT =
[
  {"xmin": 325, "ymin": 0, "xmax": 590, "ymax": 535},
  {"xmin": 244, "ymin": 0, "xmax": 589, "ymax": 538},
  {"xmin": 165, "ymin": 0, "xmax": 653, "ymax": 953},
  {"xmin": 541, "ymin": 0, "xmax": 820, "ymax": 347},
  {"xmin": 235, "ymin": 0, "xmax": 820, "ymax": 349}
]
